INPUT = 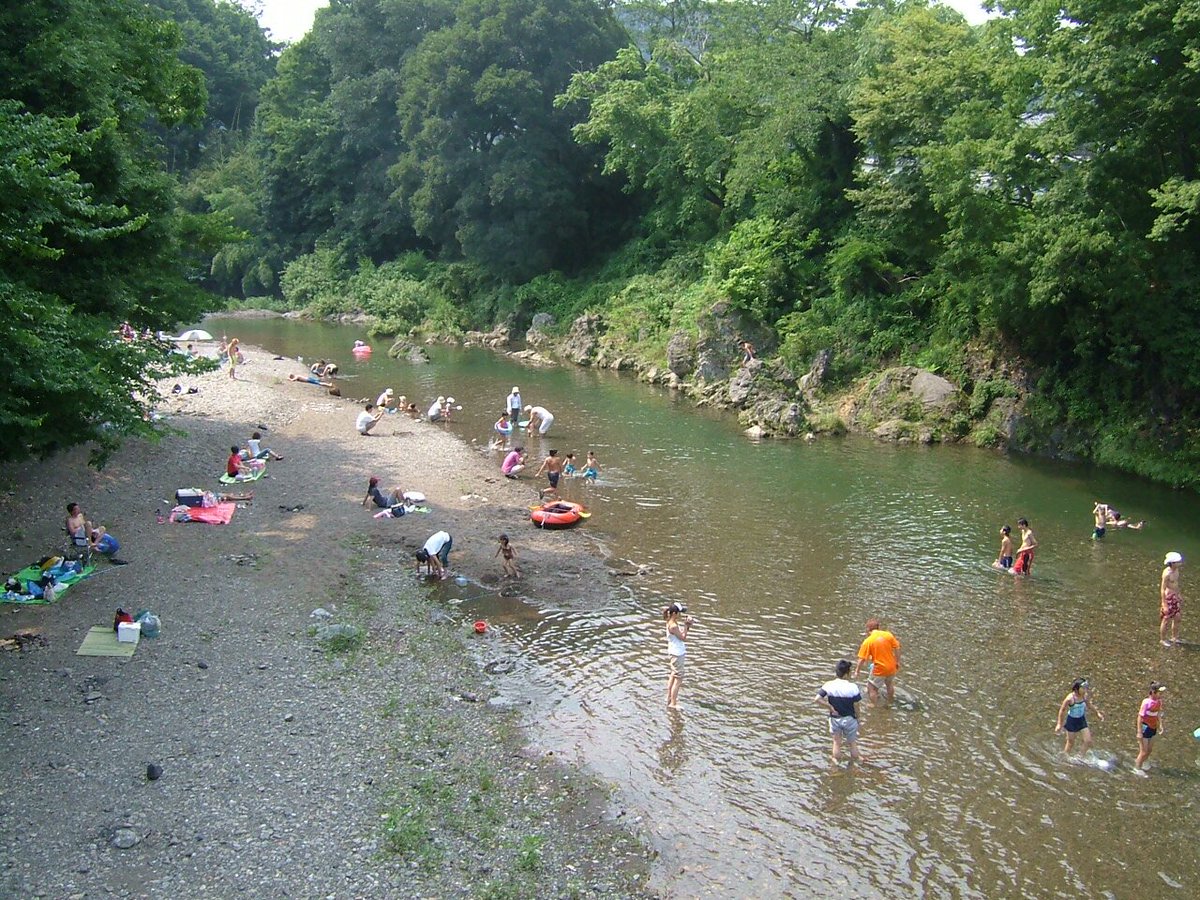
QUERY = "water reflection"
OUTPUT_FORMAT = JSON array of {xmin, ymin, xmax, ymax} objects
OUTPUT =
[{"xmin": 210, "ymin": 316, "xmax": 1200, "ymax": 897}]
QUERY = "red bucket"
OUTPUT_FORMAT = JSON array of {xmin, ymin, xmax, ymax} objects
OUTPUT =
[{"xmin": 473, "ymin": 620, "xmax": 488, "ymax": 634}]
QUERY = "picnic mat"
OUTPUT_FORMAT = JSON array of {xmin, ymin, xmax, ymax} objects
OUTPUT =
[
  {"xmin": 76, "ymin": 626, "xmax": 137, "ymax": 657},
  {"xmin": 2, "ymin": 562, "xmax": 97, "ymax": 604},
  {"xmin": 219, "ymin": 464, "xmax": 266, "ymax": 484},
  {"xmin": 178, "ymin": 502, "xmax": 237, "ymax": 525}
]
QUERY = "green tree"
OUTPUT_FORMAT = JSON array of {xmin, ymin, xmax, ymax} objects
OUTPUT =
[
  {"xmin": 392, "ymin": 0, "xmax": 628, "ymax": 278},
  {"xmin": 0, "ymin": 1, "xmax": 209, "ymax": 463}
]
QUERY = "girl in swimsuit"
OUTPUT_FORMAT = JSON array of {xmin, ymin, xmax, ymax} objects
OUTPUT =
[
  {"xmin": 1055, "ymin": 678, "xmax": 1104, "ymax": 755},
  {"xmin": 1135, "ymin": 682, "xmax": 1166, "ymax": 773}
]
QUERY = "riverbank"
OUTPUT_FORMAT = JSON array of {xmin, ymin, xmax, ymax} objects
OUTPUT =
[{"xmin": 0, "ymin": 345, "xmax": 652, "ymax": 898}]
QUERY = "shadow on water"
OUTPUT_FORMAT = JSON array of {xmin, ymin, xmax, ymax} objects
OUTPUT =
[{"xmin": 208, "ymin": 315, "xmax": 1200, "ymax": 897}]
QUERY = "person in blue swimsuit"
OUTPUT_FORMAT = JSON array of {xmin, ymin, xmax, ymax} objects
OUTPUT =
[{"xmin": 1055, "ymin": 678, "xmax": 1105, "ymax": 755}]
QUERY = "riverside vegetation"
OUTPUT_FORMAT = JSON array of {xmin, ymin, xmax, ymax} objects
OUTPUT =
[{"xmin": 4, "ymin": 0, "xmax": 1199, "ymax": 486}]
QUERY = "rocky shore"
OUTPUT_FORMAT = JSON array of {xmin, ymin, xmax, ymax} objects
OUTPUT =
[{"xmin": 0, "ymin": 346, "xmax": 653, "ymax": 898}]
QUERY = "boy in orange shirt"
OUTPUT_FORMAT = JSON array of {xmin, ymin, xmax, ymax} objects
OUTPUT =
[{"xmin": 854, "ymin": 618, "xmax": 901, "ymax": 705}]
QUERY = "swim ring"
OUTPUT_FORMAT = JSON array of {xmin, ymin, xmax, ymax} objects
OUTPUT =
[
  {"xmin": 351, "ymin": 341, "xmax": 372, "ymax": 354},
  {"xmin": 495, "ymin": 419, "xmax": 513, "ymax": 434}
]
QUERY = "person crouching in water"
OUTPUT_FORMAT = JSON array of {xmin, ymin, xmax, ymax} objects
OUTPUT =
[{"xmin": 664, "ymin": 602, "xmax": 692, "ymax": 709}]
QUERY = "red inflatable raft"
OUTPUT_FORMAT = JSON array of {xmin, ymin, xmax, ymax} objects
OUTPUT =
[{"xmin": 529, "ymin": 501, "xmax": 587, "ymax": 529}]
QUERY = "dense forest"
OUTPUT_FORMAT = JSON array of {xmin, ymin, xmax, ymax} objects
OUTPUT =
[{"xmin": 3, "ymin": 1, "xmax": 1199, "ymax": 486}]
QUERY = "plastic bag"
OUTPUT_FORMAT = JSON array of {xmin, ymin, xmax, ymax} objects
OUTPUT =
[{"xmin": 134, "ymin": 609, "xmax": 161, "ymax": 638}]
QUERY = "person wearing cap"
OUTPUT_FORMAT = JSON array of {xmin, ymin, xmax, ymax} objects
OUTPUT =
[
  {"xmin": 415, "ymin": 530, "xmax": 453, "ymax": 578},
  {"xmin": 816, "ymin": 659, "xmax": 863, "ymax": 765},
  {"xmin": 854, "ymin": 618, "xmax": 901, "ymax": 705},
  {"xmin": 427, "ymin": 396, "xmax": 447, "ymax": 421},
  {"xmin": 362, "ymin": 476, "xmax": 406, "ymax": 510},
  {"xmin": 1013, "ymin": 517, "xmax": 1038, "ymax": 575},
  {"xmin": 1135, "ymin": 682, "xmax": 1167, "ymax": 773},
  {"xmin": 1160, "ymin": 551, "xmax": 1185, "ymax": 647},
  {"xmin": 376, "ymin": 387, "xmax": 396, "ymax": 411},
  {"xmin": 524, "ymin": 404, "xmax": 554, "ymax": 435},
  {"xmin": 506, "ymin": 387, "xmax": 522, "ymax": 418},
  {"xmin": 1055, "ymin": 678, "xmax": 1105, "ymax": 756},
  {"xmin": 663, "ymin": 601, "xmax": 693, "ymax": 708}
]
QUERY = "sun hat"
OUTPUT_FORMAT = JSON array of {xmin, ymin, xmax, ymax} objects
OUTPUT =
[
  {"xmin": 524, "ymin": 404, "xmax": 532, "ymax": 411},
  {"xmin": 384, "ymin": 387, "xmax": 393, "ymax": 396},
  {"xmin": 669, "ymin": 602, "xmax": 688, "ymax": 614},
  {"xmin": 1165, "ymin": 551, "xmax": 1184, "ymax": 565},
  {"xmin": 437, "ymin": 395, "xmax": 446, "ymax": 403},
  {"xmin": 511, "ymin": 386, "xmax": 519, "ymax": 393}
]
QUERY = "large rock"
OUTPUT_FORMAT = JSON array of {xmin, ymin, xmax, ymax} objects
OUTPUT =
[
  {"xmin": 666, "ymin": 331, "xmax": 695, "ymax": 377},
  {"xmin": 525, "ymin": 312, "xmax": 556, "ymax": 348},
  {"xmin": 387, "ymin": 339, "xmax": 430, "ymax": 364},
  {"xmin": 799, "ymin": 349, "xmax": 833, "ymax": 397},
  {"xmin": 841, "ymin": 366, "xmax": 964, "ymax": 442},
  {"xmin": 464, "ymin": 323, "xmax": 511, "ymax": 349},
  {"xmin": 560, "ymin": 313, "xmax": 600, "ymax": 365},
  {"xmin": 694, "ymin": 300, "xmax": 776, "ymax": 380}
]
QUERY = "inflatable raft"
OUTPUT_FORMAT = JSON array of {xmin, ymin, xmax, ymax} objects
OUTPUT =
[{"xmin": 529, "ymin": 501, "xmax": 587, "ymax": 529}]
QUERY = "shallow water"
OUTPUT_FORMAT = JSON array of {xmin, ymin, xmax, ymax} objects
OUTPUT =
[{"xmin": 209, "ymin": 316, "xmax": 1200, "ymax": 897}]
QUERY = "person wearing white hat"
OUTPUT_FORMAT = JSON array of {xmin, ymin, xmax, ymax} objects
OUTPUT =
[
  {"xmin": 376, "ymin": 387, "xmax": 396, "ymax": 410},
  {"xmin": 1160, "ymin": 551, "xmax": 1185, "ymax": 646},
  {"xmin": 427, "ymin": 396, "xmax": 447, "ymax": 421},
  {"xmin": 506, "ymin": 386, "xmax": 522, "ymax": 418},
  {"xmin": 524, "ymin": 403, "xmax": 554, "ymax": 435}
]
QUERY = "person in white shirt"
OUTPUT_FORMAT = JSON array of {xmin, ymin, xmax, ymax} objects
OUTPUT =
[
  {"xmin": 376, "ymin": 387, "xmax": 396, "ymax": 411},
  {"xmin": 663, "ymin": 601, "xmax": 693, "ymax": 708},
  {"xmin": 506, "ymin": 387, "xmax": 522, "ymax": 418},
  {"xmin": 524, "ymin": 404, "xmax": 554, "ymax": 435},
  {"xmin": 816, "ymin": 659, "xmax": 863, "ymax": 765},
  {"xmin": 356, "ymin": 403, "xmax": 384, "ymax": 435},
  {"xmin": 415, "ymin": 531, "xmax": 453, "ymax": 578},
  {"xmin": 427, "ymin": 396, "xmax": 446, "ymax": 421}
]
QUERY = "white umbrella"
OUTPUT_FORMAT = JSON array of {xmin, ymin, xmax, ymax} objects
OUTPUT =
[{"xmin": 177, "ymin": 329, "xmax": 214, "ymax": 341}]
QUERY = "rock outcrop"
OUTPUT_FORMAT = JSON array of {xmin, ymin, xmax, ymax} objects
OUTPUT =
[
  {"xmin": 840, "ymin": 366, "xmax": 964, "ymax": 442},
  {"xmin": 560, "ymin": 313, "xmax": 600, "ymax": 365}
]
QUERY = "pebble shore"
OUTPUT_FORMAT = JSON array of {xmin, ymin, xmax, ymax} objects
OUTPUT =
[{"xmin": 0, "ymin": 346, "xmax": 653, "ymax": 898}]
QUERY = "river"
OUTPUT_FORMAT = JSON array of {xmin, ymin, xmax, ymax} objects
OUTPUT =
[{"xmin": 207, "ymin": 316, "xmax": 1200, "ymax": 898}]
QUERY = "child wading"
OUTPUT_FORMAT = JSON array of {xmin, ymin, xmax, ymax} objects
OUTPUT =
[
  {"xmin": 1134, "ymin": 682, "xmax": 1166, "ymax": 774},
  {"xmin": 1055, "ymin": 678, "xmax": 1105, "ymax": 755},
  {"xmin": 663, "ymin": 602, "xmax": 693, "ymax": 709}
]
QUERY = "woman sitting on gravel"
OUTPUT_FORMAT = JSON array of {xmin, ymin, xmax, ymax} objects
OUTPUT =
[{"xmin": 362, "ymin": 476, "xmax": 405, "ymax": 509}]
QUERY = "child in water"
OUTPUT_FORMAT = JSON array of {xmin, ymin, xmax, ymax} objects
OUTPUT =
[
  {"xmin": 993, "ymin": 525, "xmax": 1013, "ymax": 571},
  {"xmin": 581, "ymin": 450, "xmax": 599, "ymax": 482},
  {"xmin": 495, "ymin": 533, "xmax": 520, "ymax": 578},
  {"xmin": 1055, "ymin": 678, "xmax": 1105, "ymax": 755},
  {"xmin": 1134, "ymin": 682, "xmax": 1166, "ymax": 774},
  {"xmin": 663, "ymin": 602, "xmax": 693, "ymax": 708},
  {"xmin": 563, "ymin": 453, "xmax": 577, "ymax": 476}
]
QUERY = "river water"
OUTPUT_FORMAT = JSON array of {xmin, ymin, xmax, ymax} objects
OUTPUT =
[{"xmin": 209, "ymin": 317, "xmax": 1200, "ymax": 897}]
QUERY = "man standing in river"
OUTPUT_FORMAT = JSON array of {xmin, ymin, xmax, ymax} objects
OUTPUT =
[
  {"xmin": 1013, "ymin": 517, "xmax": 1038, "ymax": 575},
  {"xmin": 1160, "ymin": 551, "xmax": 1184, "ymax": 647},
  {"xmin": 816, "ymin": 659, "xmax": 862, "ymax": 766},
  {"xmin": 854, "ymin": 618, "xmax": 900, "ymax": 706}
]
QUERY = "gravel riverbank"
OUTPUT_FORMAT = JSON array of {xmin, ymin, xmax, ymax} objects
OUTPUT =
[{"xmin": 0, "ymin": 346, "xmax": 653, "ymax": 898}]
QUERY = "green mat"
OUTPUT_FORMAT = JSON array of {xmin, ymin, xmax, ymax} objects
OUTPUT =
[
  {"xmin": 219, "ymin": 464, "xmax": 266, "ymax": 484},
  {"xmin": 76, "ymin": 626, "xmax": 138, "ymax": 657},
  {"xmin": 2, "ymin": 563, "xmax": 97, "ymax": 604}
]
